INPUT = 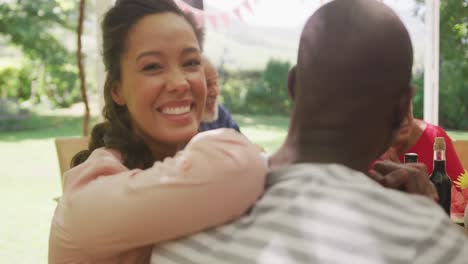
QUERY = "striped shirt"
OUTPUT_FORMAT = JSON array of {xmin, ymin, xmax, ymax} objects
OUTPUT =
[{"xmin": 151, "ymin": 163, "xmax": 468, "ymax": 264}]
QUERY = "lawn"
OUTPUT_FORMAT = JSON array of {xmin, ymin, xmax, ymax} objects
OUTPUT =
[{"xmin": 0, "ymin": 111, "xmax": 466, "ymax": 263}]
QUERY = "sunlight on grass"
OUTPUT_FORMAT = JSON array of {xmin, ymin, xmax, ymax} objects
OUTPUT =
[
  {"xmin": 233, "ymin": 114, "xmax": 288, "ymax": 152},
  {"xmin": 0, "ymin": 139, "xmax": 62, "ymax": 263}
]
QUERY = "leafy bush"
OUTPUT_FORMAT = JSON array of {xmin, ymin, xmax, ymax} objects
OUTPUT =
[
  {"xmin": 221, "ymin": 69, "xmax": 262, "ymax": 114},
  {"xmin": 0, "ymin": 66, "xmax": 33, "ymax": 101},
  {"xmin": 222, "ymin": 59, "xmax": 291, "ymax": 115},
  {"xmin": 0, "ymin": 98, "xmax": 30, "ymax": 131},
  {"xmin": 0, "ymin": 0, "xmax": 80, "ymax": 108}
]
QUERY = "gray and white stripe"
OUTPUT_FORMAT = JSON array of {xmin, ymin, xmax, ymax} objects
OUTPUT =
[{"xmin": 152, "ymin": 164, "xmax": 468, "ymax": 264}]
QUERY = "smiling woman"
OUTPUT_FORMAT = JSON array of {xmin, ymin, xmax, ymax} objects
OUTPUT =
[
  {"xmin": 48, "ymin": 0, "xmax": 267, "ymax": 263},
  {"xmin": 111, "ymin": 13, "xmax": 207, "ymax": 157}
]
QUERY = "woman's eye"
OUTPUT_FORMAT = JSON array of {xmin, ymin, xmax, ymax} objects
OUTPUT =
[
  {"xmin": 184, "ymin": 59, "xmax": 201, "ymax": 67},
  {"xmin": 142, "ymin": 63, "xmax": 161, "ymax": 72}
]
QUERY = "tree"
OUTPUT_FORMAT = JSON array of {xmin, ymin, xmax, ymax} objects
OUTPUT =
[
  {"xmin": 0, "ymin": 0, "xmax": 80, "ymax": 106},
  {"xmin": 77, "ymin": 0, "xmax": 90, "ymax": 136},
  {"xmin": 414, "ymin": 0, "xmax": 468, "ymax": 129}
]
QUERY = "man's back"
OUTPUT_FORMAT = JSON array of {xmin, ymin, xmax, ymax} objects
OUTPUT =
[{"xmin": 151, "ymin": 164, "xmax": 468, "ymax": 264}]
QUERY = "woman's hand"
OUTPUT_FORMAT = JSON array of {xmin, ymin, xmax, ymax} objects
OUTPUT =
[{"xmin": 380, "ymin": 147, "xmax": 401, "ymax": 163}]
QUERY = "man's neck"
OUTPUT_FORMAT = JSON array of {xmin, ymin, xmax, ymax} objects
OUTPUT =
[{"xmin": 271, "ymin": 125, "xmax": 383, "ymax": 174}]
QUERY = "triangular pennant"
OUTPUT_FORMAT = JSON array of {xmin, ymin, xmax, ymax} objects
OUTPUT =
[
  {"xmin": 243, "ymin": 0, "xmax": 254, "ymax": 15},
  {"xmin": 208, "ymin": 15, "xmax": 218, "ymax": 30},
  {"xmin": 234, "ymin": 7, "xmax": 243, "ymax": 22},
  {"xmin": 220, "ymin": 13, "xmax": 230, "ymax": 27}
]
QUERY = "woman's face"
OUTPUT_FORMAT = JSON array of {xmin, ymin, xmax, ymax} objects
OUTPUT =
[{"xmin": 112, "ymin": 13, "xmax": 206, "ymax": 146}]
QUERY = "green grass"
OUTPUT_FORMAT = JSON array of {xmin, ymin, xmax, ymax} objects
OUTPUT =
[
  {"xmin": 448, "ymin": 130, "xmax": 468, "ymax": 141},
  {"xmin": 1, "ymin": 112, "xmax": 467, "ymax": 263},
  {"xmin": 0, "ymin": 113, "xmax": 91, "ymax": 263},
  {"xmin": 233, "ymin": 114, "xmax": 288, "ymax": 152}
]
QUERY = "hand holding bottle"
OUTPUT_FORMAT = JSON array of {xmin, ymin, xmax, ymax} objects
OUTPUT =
[{"xmin": 370, "ymin": 160, "xmax": 439, "ymax": 201}]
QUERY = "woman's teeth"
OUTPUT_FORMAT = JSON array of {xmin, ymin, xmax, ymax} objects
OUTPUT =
[{"xmin": 161, "ymin": 105, "xmax": 191, "ymax": 115}]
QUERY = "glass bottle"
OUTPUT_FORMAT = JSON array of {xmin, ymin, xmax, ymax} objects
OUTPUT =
[
  {"xmin": 429, "ymin": 137, "xmax": 452, "ymax": 215},
  {"xmin": 404, "ymin": 153, "xmax": 418, "ymax": 163}
]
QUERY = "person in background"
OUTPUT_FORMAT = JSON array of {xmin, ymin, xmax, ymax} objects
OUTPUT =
[
  {"xmin": 381, "ymin": 92, "xmax": 468, "ymax": 221},
  {"xmin": 48, "ymin": 0, "xmax": 266, "ymax": 263},
  {"xmin": 150, "ymin": 1, "xmax": 467, "ymax": 263},
  {"xmin": 199, "ymin": 56, "xmax": 241, "ymax": 132}
]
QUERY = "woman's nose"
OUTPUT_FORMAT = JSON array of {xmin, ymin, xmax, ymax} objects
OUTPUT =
[{"xmin": 166, "ymin": 70, "xmax": 189, "ymax": 93}]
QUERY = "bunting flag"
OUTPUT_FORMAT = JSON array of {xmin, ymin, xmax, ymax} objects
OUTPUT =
[
  {"xmin": 243, "ymin": 0, "xmax": 254, "ymax": 15},
  {"xmin": 174, "ymin": 0, "xmax": 260, "ymax": 30},
  {"xmin": 220, "ymin": 13, "xmax": 230, "ymax": 27},
  {"xmin": 233, "ymin": 7, "xmax": 243, "ymax": 22},
  {"xmin": 208, "ymin": 15, "xmax": 218, "ymax": 30}
]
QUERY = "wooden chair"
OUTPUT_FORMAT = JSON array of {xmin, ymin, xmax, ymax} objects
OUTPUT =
[
  {"xmin": 54, "ymin": 136, "xmax": 89, "ymax": 185},
  {"xmin": 453, "ymin": 140, "xmax": 468, "ymax": 170}
]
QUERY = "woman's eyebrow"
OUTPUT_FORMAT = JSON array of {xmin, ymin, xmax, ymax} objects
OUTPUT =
[
  {"xmin": 136, "ymin": 51, "xmax": 162, "ymax": 62},
  {"xmin": 181, "ymin": 46, "xmax": 200, "ymax": 55}
]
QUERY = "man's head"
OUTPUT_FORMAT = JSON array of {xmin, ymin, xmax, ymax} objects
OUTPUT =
[
  {"xmin": 290, "ymin": 0, "xmax": 413, "ymax": 169},
  {"xmin": 201, "ymin": 57, "xmax": 220, "ymax": 122}
]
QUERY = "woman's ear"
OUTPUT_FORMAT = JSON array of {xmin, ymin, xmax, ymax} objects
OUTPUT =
[{"xmin": 111, "ymin": 81, "xmax": 126, "ymax": 105}]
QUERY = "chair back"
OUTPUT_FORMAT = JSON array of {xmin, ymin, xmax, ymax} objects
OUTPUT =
[
  {"xmin": 54, "ymin": 137, "xmax": 89, "ymax": 183},
  {"xmin": 453, "ymin": 140, "xmax": 468, "ymax": 170}
]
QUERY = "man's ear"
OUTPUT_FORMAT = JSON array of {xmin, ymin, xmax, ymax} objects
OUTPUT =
[
  {"xmin": 111, "ymin": 80, "xmax": 126, "ymax": 106},
  {"xmin": 287, "ymin": 66, "xmax": 297, "ymax": 101}
]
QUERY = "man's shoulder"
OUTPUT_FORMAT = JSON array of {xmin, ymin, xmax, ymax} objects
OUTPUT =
[
  {"xmin": 264, "ymin": 163, "xmax": 441, "ymax": 219},
  {"xmin": 265, "ymin": 163, "xmax": 371, "ymax": 188}
]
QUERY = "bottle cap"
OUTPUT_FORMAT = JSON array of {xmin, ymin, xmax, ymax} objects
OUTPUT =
[
  {"xmin": 434, "ymin": 137, "xmax": 446, "ymax": 151},
  {"xmin": 404, "ymin": 153, "xmax": 418, "ymax": 163}
]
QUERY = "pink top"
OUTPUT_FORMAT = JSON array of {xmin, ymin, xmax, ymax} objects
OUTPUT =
[{"xmin": 49, "ymin": 129, "xmax": 267, "ymax": 263}]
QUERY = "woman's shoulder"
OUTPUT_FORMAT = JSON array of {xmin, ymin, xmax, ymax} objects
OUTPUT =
[
  {"xmin": 186, "ymin": 128, "xmax": 267, "ymax": 169},
  {"xmin": 88, "ymin": 147, "xmax": 124, "ymax": 162},
  {"xmin": 189, "ymin": 128, "xmax": 248, "ymax": 146},
  {"xmin": 419, "ymin": 120, "xmax": 450, "ymax": 138}
]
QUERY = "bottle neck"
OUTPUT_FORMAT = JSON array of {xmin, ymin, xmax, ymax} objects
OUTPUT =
[
  {"xmin": 433, "ymin": 149, "xmax": 446, "ymax": 161},
  {"xmin": 433, "ymin": 149, "xmax": 446, "ymax": 172}
]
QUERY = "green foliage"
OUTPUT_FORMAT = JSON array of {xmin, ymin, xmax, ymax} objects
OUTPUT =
[
  {"xmin": 0, "ymin": 0, "xmax": 80, "ymax": 107},
  {"xmin": 0, "ymin": 66, "xmax": 32, "ymax": 100},
  {"xmin": 412, "ymin": 71, "xmax": 424, "ymax": 119},
  {"xmin": 247, "ymin": 59, "xmax": 291, "ymax": 114},
  {"xmin": 414, "ymin": 0, "xmax": 468, "ymax": 129},
  {"xmin": 222, "ymin": 59, "xmax": 291, "ymax": 115},
  {"xmin": 221, "ymin": 69, "xmax": 262, "ymax": 113}
]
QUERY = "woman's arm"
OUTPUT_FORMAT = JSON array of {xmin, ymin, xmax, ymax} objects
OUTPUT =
[{"xmin": 50, "ymin": 128, "xmax": 267, "ymax": 258}]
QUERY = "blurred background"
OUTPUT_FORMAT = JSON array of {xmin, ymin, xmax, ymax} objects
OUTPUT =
[{"xmin": 0, "ymin": 0, "xmax": 466, "ymax": 262}]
